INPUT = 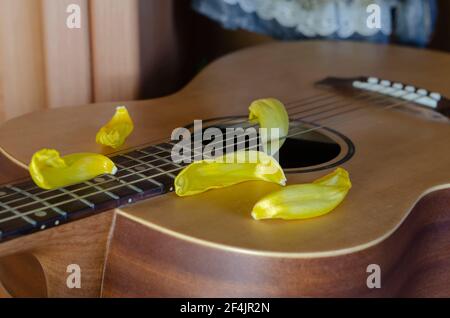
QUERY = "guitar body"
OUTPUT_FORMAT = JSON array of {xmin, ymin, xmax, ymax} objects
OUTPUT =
[{"xmin": 0, "ymin": 41, "xmax": 449, "ymax": 297}]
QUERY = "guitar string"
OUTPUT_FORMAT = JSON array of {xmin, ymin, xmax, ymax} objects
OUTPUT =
[
  {"xmin": 0, "ymin": 84, "xmax": 411, "ymax": 209},
  {"xmin": 0, "ymin": 90, "xmax": 369, "ymax": 203},
  {"xmin": 0, "ymin": 90, "xmax": 385, "ymax": 206},
  {"xmin": 285, "ymin": 92, "xmax": 332, "ymax": 106},
  {"xmin": 92, "ymin": 91, "xmax": 359, "ymax": 160},
  {"xmin": 0, "ymin": 81, "xmax": 419, "ymax": 213},
  {"xmin": 0, "ymin": 86, "xmax": 426, "ymax": 219}
]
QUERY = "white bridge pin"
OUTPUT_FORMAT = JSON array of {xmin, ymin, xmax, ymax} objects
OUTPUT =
[
  {"xmin": 430, "ymin": 92, "xmax": 441, "ymax": 101},
  {"xmin": 405, "ymin": 86, "xmax": 416, "ymax": 92},
  {"xmin": 417, "ymin": 89, "xmax": 428, "ymax": 96}
]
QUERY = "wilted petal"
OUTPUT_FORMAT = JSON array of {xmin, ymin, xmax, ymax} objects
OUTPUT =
[
  {"xmin": 96, "ymin": 106, "xmax": 134, "ymax": 149},
  {"xmin": 29, "ymin": 149, "xmax": 117, "ymax": 190},
  {"xmin": 249, "ymin": 98, "xmax": 289, "ymax": 155},
  {"xmin": 251, "ymin": 168, "xmax": 351, "ymax": 220},
  {"xmin": 175, "ymin": 151, "xmax": 286, "ymax": 197}
]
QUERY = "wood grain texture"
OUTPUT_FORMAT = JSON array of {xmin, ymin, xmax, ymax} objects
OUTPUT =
[
  {"xmin": 0, "ymin": 0, "xmax": 47, "ymax": 121},
  {"xmin": 103, "ymin": 190, "xmax": 450, "ymax": 297},
  {"xmin": 42, "ymin": 0, "xmax": 92, "ymax": 108},
  {"xmin": 0, "ymin": 211, "xmax": 114, "ymax": 297},
  {"xmin": 0, "ymin": 281, "xmax": 10, "ymax": 298},
  {"xmin": 89, "ymin": 0, "xmax": 140, "ymax": 102},
  {"xmin": 0, "ymin": 0, "xmax": 190, "ymax": 121},
  {"xmin": 0, "ymin": 253, "xmax": 47, "ymax": 297}
]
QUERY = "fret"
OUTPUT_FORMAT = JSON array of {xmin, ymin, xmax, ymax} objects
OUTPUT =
[
  {"xmin": 0, "ymin": 201, "xmax": 35, "ymax": 225},
  {"xmin": 0, "ymin": 195, "xmax": 37, "ymax": 240},
  {"xmin": 152, "ymin": 147, "xmax": 183, "ymax": 166},
  {"xmin": 60, "ymin": 188, "xmax": 95, "ymax": 209},
  {"xmin": 140, "ymin": 148, "xmax": 181, "ymax": 178},
  {"xmin": 27, "ymin": 209, "xmax": 64, "ymax": 230},
  {"xmin": 56, "ymin": 200, "xmax": 93, "ymax": 220},
  {"xmin": 0, "ymin": 140, "xmax": 196, "ymax": 242},
  {"xmin": 0, "ymin": 187, "xmax": 29, "ymax": 204},
  {"xmin": 109, "ymin": 155, "xmax": 130, "ymax": 165},
  {"xmin": 13, "ymin": 180, "xmax": 45, "ymax": 195},
  {"xmin": 69, "ymin": 183, "xmax": 116, "ymax": 209},
  {"xmin": 8, "ymin": 186, "xmax": 67, "ymax": 231},
  {"xmin": 115, "ymin": 160, "xmax": 166, "ymax": 192},
  {"xmin": 0, "ymin": 210, "xmax": 35, "ymax": 239},
  {"xmin": 124, "ymin": 150, "xmax": 150, "ymax": 160},
  {"xmin": 92, "ymin": 175, "xmax": 142, "ymax": 195},
  {"xmin": 55, "ymin": 183, "xmax": 96, "ymax": 217},
  {"xmin": 156, "ymin": 143, "xmax": 175, "ymax": 151},
  {"xmin": 85, "ymin": 180, "xmax": 119, "ymax": 200},
  {"xmin": 91, "ymin": 175, "xmax": 150, "ymax": 205},
  {"xmin": 10, "ymin": 186, "xmax": 66, "ymax": 216},
  {"xmin": 139, "ymin": 145, "xmax": 167, "ymax": 155},
  {"xmin": 121, "ymin": 154, "xmax": 176, "ymax": 190},
  {"xmin": 166, "ymin": 141, "xmax": 204, "ymax": 161}
]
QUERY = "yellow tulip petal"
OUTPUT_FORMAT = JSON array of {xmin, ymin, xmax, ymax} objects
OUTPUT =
[
  {"xmin": 251, "ymin": 168, "xmax": 351, "ymax": 220},
  {"xmin": 29, "ymin": 149, "xmax": 117, "ymax": 190},
  {"xmin": 175, "ymin": 151, "xmax": 286, "ymax": 197},
  {"xmin": 96, "ymin": 106, "xmax": 134, "ymax": 149},
  {"xmin": 249, "ymin": 98, "xmax": 289, "ymax": 154}
]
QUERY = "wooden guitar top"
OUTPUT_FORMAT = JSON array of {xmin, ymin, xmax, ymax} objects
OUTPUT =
[{"xmin": 0, "ymin": 41, "xmax": 449, "ymax": 258}]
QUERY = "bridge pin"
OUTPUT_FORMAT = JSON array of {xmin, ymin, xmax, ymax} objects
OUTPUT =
[
  {"xmin": 430, "ymin": 92, "xmax": 441, "ymax": 101},
  {"xmin": 405, "ymin": 86, "xmax": 416, "ymax": 92},
  {"xmin": 417, "ymin": 89, "xmax": 428, "ymax": 96}
]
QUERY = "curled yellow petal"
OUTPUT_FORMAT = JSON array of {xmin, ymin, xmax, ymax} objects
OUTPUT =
[
  {"xmin": 29, "ymin": 149, "xmax": 117, "ymax": 190},
  {"xmin": 251, "ymin": 168, "xmax": 351, "ymax": 220},
  {"xmin": 96, "ymin": 106, "xmax": 134, "ymax": 149},
  {"xmin": 175, "ymin": 151, "xmax": 286, "ymax": 197},
  {"xmin": 249, "ymin": 98, "xmax": 289, "ymax": 154}
]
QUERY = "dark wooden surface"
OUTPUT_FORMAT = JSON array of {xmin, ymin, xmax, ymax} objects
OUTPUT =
[{"xmin": 103, "ymin": 189, "xmax": 450, "ymax": 297}]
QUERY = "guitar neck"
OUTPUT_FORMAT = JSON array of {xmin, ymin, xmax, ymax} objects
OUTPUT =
[{"xmin": 0, "ymin": 143, "xmax": 184, "ymax": 242}]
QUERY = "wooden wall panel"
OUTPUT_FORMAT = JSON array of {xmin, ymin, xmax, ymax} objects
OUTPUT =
[
  {"xmin": 138, "ymin": 0, "xmax": 192, "ymax": 98},
  {"xmin": 42, "ymin": 0, "xmax": 92, "ymax": 108},
  {"xmin": 0, "ymin": 0, "xmax": 193, "ymax": 122},
  {"xmin": 89, "ymin": 0, "xmax": 140, "ymax": 102},
  {"xmin": 0, "ymin": 0, "xmax": 47, "ymax": 121}
]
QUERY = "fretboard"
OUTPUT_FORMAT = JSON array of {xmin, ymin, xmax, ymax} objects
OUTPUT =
[{"xmin": 0, "ymin": 142, "xmax": 185, "ymax": 242}]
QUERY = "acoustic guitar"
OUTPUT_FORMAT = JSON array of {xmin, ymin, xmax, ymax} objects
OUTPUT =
[{"xmin": 0, "ymin": 41, "xmax": 449, "ymax": 297}]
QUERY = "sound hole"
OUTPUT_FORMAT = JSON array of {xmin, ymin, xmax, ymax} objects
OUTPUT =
[
  {"xmin": 278, "ymin": 125, "xmax": 341, "ymax": 169},
  {"xmin": 188, "ymin": 117, "xmax": 353, "ymax": 172}
]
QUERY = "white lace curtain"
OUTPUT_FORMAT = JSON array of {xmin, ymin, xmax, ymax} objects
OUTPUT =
[
  {"xmin": 223, "ymin": 0, "xmax": 392, "ymax": 38},
  {"xmin": 193, "ymin": 0, "xmax": 436, "ymax": 46}
]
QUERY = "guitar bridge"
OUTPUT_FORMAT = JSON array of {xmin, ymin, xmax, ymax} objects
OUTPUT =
[{"xmin": 316, "ymin": 76, "xmax": 450, "ymax": 121}]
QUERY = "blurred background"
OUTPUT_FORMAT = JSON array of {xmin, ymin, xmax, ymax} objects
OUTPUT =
[{"xmin": 0, "ymin": 0, "xmax": 448, "ymax": 123}]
